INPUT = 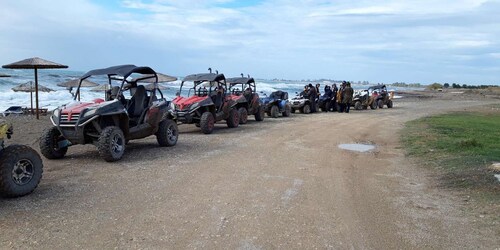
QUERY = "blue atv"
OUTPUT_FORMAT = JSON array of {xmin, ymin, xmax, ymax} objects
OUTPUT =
[{"xmin": 260, "ymin": 90, "xmax": 291, "ymax": 118}]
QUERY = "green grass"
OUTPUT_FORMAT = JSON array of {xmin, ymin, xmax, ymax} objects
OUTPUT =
[{"xmin": 402, "ymin": 112, "xmax": 500, "ymax": 200}]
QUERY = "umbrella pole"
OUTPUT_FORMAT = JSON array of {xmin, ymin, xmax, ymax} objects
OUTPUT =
[
  {"xmin": 35, "ymin": 68, "xmax": 39, "ymax": 119},
  {"xmin": 30, "ymin": 83, "xmax": 33, "ymax": 114}
]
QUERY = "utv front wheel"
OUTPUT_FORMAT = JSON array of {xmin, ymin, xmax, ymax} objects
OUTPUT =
[
  {"xmin": 378, "ymin": 100, "xmax": 384, "ymax": 109},
  {"xmin": 200, "ymin": 112, "xmax": 215, "ymax": 134},
  {"xmin": 254, "ymin": 105, "xmax": 265, "ymax": 121},
  {"xmin": 387, "ymin": 100, "xmax": 393, "ymax": 108},
  {"xmin": 0, "ymin": 145, "xmax": 43, "ymax": 198},
  {"xmin": 303, "ymin": 104, "xmax": 311, "ymax": 114},
  {"xmin": 270, "ymin": 105, "xmax": 279, "ymax": 118},
  {"xmin": 238, "ymin": 107, "xmax": 248, "ymax": 124},
  {"xmin": 226, "ymin": 108, "xmax": 240, "ymax": 128},
  {"xmin": 97, "ymin": 126, "xmax": 125, "ymax": 162},
  {"xmin": 156, "ymin": 119, "xmax": 178, "ymax": 147},
  {"xmin": 354, "ymin": 101, "xmax": 362, "ymax": 110},
  {"xmin": 283, "ymin": 104, "xmax": 291, "ymax": 117},
  {"xmin": 40, "ymin": 127, "xmax": 68, "ymax": 159}
]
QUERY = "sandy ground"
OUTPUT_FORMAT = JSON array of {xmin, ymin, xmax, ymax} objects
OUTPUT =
[{"xmin": 0, "ymin": 91, "xmax": 499, "ymax": 249}]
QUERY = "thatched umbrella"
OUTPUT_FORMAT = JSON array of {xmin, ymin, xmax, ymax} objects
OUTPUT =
[
  {"xmin": 2, "ymin": 57, "xmax": 68, "ymax": 119},
  {"xmin": 57, "ymin": 79, "xmax": 98, "ymax": 88},
  {"xmin": 12, "ymin": 81, "xmax": 54, "ymax": 114},
  {"xmin": 58, "ymin": 79, "xmax": 98, "ymax": 98},
  {"xmin": 90, "ymin": 84, "xmax": 111, "ymax": 92},
  {"xmin": 145, "ymin": 82, "xmax": 169, "ymax": 91},
  {"xmin": 131, "ymin": 72, "xmax": 177, "ymax": 83},
  {"xmin": 90, "ymin": 84, "xmax": 112, "ymax": 99}
]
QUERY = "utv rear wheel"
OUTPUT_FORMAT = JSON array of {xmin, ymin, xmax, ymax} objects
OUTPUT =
[
  {"xmin": 254, "ymin": 105, "xmax": 265, "ymax": 121},
  {"xmin": 40, "ymin": 127, "xmax": 68, "ymax": 159},
  {"xmin": 200, "ymin": 112, "xmax": 215, "ymax": 134},
  {"xmin": 97, "ymin": 126, "xmax": 125, "ymax": 162},
  {"xmin": 354, "ymin": 101, "xmax": 362, "ymax": 110},
  {"xmin": 156, "ymin": 119, "xmax": 178, "ymax": 147},
  {"xmin": 238, "ymin": 107, "xmax": 248, "ymax": 124},
  {"xmin": 378, "ymin": 100, "xmax": 384, "ymax": 109},
  {"xmin": 370, "ymin": 101, "xmax": 377, "ymax": 110},
  {"xmin": 387, "ymin": 100, "xmax": 393, "ymax": 108},
  {"xmin": 270, "ymin": 105, "xmax": 279, "ymax": 118},
  {"xmin": 0, "ymin": 145, "xmax": 43, "ymax": 198},
  {"xmin": 283, "ymin": 104, "xmax": 291, "ymax": 117},
  {"xmin": 226, "ymin": 108, "xmax": 240, "ymax": 128},
  {"xmin": 303, "ymin": 104, "xmax": 311, "ymax": 114}
]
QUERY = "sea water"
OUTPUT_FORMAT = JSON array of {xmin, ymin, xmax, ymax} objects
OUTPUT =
[{"xmin": 0, "ymin": 68, "xmax": 420, "ymax": 112}]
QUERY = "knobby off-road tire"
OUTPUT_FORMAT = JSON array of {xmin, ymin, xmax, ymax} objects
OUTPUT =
[
  {"xmin": 370, "ymin": 101, "xmax": 377, "ymax": 110},
  {"xmin": 156, "ymin": 119, "xmax": 178, "ymax": 147},
  {"xmin": 0, "ymin": 145, "xmax": 43, "ymax": 198},
  {"xmin": 200, "ymin": 112, "xmax": 215, "ymax": 134},
  {"xmin": 226, "ymin": 108, "xmax": 240, "ymax": 128},
  {"xmin": 270, "ymin": 105, "xmax": 280, "ymax": 118},
  {"xmin": 303, "ymin": 104, "xmax": 311, "ymax": 114},
  {"xmin": 283, "ymin": 104, "xmax": 291, "ymax": 117},
  {"xmin": 387, "ymin": 100, "xmax": 393, "ymax": 108},
  {"xmin": 97, "ymin": 126, "xmax": 125, "ymax": 162},
  {"xmin": 354, "ymin": 101, "xmax": 362, "ymax": 110},
  {"xmin": 40, "ymin": 126, "xmax": 68, "ymax": 159},
  {"xmin": 378, "ymin": 100, "xmax": 384, "ymax": 109},
  {"xmin": 238, "ymin": 107, "xmax": 248, "ymax": 124},
  {"xmin": 254, "ymin": 105, "xmax": 265, "ymax": 121}
]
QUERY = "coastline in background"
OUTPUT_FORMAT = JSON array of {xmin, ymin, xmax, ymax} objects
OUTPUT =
[{"xmin": 0, "ymin": 68, "xmax": 422, "ymax": 112}]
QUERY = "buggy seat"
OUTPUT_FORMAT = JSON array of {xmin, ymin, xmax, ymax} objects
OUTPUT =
[{"xmin": 127, "ymin": 85, "xmax": 147, "ymax": 122}]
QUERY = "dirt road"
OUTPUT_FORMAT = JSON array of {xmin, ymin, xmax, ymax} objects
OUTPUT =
[{"xmin": 1, "ymin": 93, "xmax": 499, "ymax": 249}]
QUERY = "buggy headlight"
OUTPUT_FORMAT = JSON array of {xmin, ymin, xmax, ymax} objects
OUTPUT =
[
  {"xmin": 53, "ymin": 108, "xmax": 60, "ymax": 118},
  {"xmin": 190, "ymin": 102, "xmax": 199, "ymax": 110},
  {"xmin": 82, "ymin": 108, "xmax": 97, "ymax": 118},
  {"xmin": 170, "ymin": 102, "xmax": 176, "ymax": 110}
]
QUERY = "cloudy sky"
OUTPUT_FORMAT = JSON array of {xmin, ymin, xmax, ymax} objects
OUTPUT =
[{"xmin": 1, "ymin": 0, "xmax": 499, "ymax": 84}]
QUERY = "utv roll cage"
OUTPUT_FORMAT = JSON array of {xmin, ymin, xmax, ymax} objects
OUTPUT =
[
  {"xmin": 74, "ymin": 64, "xmax": 159, "ymax": 101},
  {"xmin": 180, "ymin": 73, "xmax": 227, "ymax": 97}
]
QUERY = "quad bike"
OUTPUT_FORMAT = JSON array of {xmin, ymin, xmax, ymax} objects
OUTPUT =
[
  {"xmin": 352, "ymin": 89, "xmax": 377, "ymax": 110},
  {"xmin": 40, "ymin": 64, "xmax": 179, "ymax": 162},
  {"xmin": 260, "ymin": 91, "xmax": 291, "ymax": 118},
  {"xmin": 317, "ymin": 85, "xmax": 336, "ymax": 112},
  {"xmin": 290, "ymin": 92, "xmax": 316, "ymax": 114},
  {"xmin": 227, "ymin": 75, "xmax": 265, "ymax": 124},
  {"xmin": 0, "ymin": 120, "xmax": 43, "ymax": 197},
  {"xmin": 371, "ymin": 85, "xmax": 393, "ymax": 109},
  {"xmin": 318, "ymin": 93, "xmax": 334, "ymax": 112},
  {"xmin": 170, "ymin": 69, "xmax": 239, "ymax": 134}
]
